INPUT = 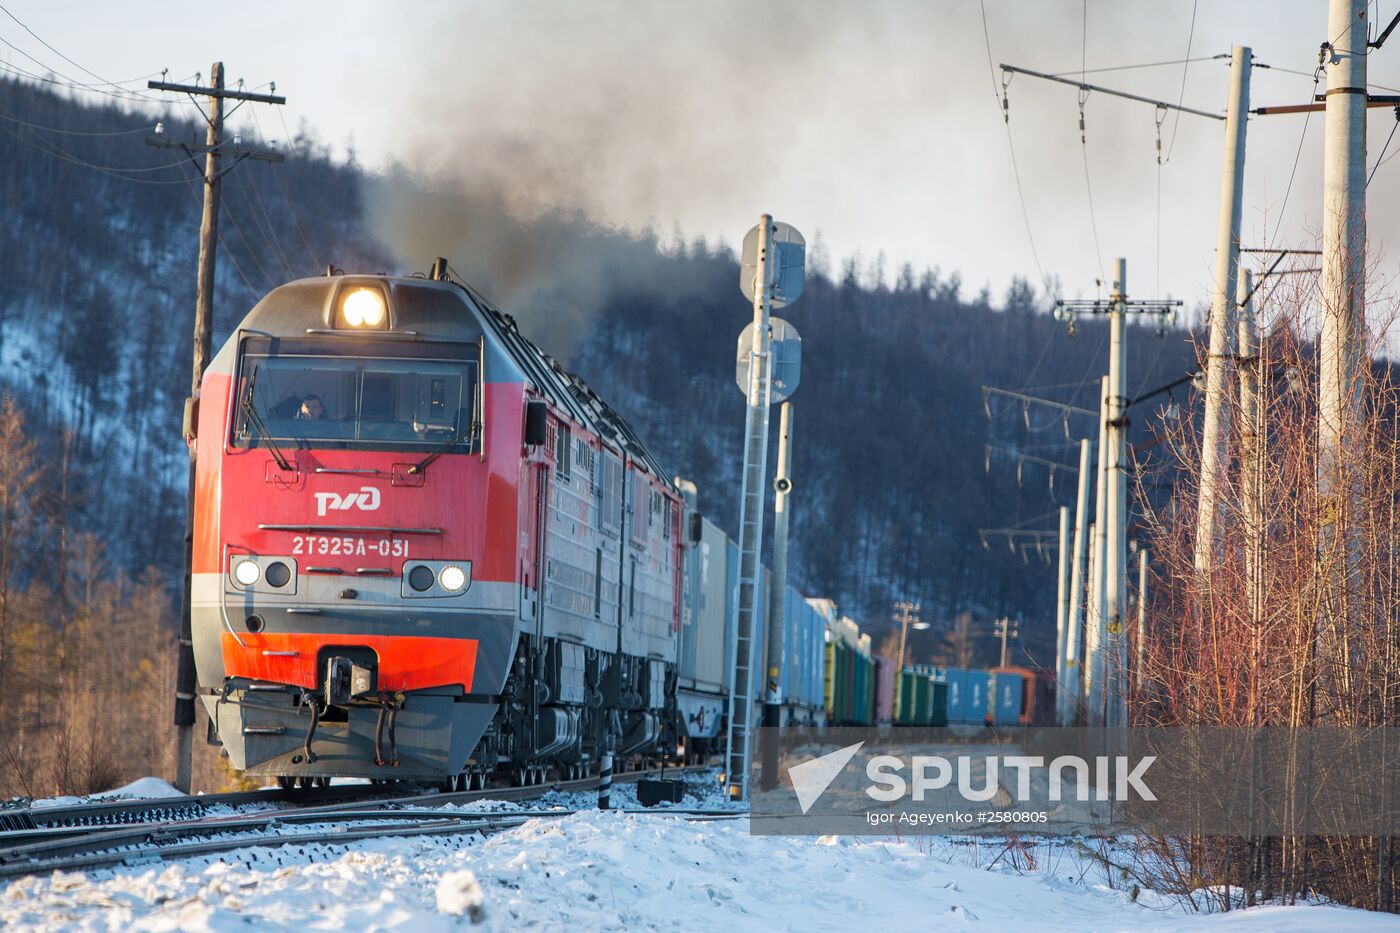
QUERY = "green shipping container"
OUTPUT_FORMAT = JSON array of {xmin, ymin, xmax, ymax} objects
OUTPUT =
[{"xmin": 929, "ymin": 681, "xmax": 949, "ymax": 726}]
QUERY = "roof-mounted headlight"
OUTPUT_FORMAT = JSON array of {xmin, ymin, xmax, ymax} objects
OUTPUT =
[{"xmin": 338, "ymin": 287, "xmax": 387, "ymax": 328}]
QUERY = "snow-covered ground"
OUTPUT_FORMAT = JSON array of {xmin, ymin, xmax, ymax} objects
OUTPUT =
[{"xmin": 2, "ymin": 776, "xmax": 1397, "ymax": 931}]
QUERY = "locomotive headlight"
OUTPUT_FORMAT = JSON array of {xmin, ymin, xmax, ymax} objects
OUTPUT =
[
  {"xmin": 439, "ymin": 565, "xmax": 467, "ymax": 592},
  {"xmin": 233, "ymin": 559, "xmax": 261, "ymax": 587},
  {"xmin": 340, "ymin": 287, "xmax": 387, "ymax": 328}
]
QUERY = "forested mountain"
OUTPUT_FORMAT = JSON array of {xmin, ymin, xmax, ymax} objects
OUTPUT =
[{"xmin": 0, "ymin": 73, "xmax": 1197, "ymax": 694}]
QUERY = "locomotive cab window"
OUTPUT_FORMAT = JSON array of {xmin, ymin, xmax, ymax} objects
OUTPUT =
[{"xmin": 232, "ymin": 337, "xmax": 479, "ymax": 452}]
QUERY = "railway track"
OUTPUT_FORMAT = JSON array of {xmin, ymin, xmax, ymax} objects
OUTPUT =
[
  {"xmin": 0, "ymin": 765, "xmax": 729, "ymax": 880},
  {"xmin": 0, "ymin": 761, "xmax": 709, "ymax": 835}
]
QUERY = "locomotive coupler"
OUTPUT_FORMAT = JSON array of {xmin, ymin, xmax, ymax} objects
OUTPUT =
[{"xmin": 325, "ymin": 656, "xmax": 377, "ymax": 707}]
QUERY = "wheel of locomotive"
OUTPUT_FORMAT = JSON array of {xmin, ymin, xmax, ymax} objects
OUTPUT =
[
  {"xmin": 296, "ymin": 776, "xmax": 314, "ymax": 789},
  {"xmin": 276, "ymin": 775, "xmax": 296, "ymax": 790},
  {"xmin": 313, "ymin": 777, "xmax": 330, "ymax": 789}
]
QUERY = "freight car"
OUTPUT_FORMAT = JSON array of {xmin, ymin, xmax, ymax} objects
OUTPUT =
[
  {"xmin": 673, "ymin": 500, "xmax": 828, "ymax": 759},
  {"xmin": 989, "ymin": 665, "xmax": 1056, "ymax": 726}
]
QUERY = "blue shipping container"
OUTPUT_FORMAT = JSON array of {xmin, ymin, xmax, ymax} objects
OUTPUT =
[{"xmin": 990, "ymin": 672, "xmax": 1022, "ymax": 725}]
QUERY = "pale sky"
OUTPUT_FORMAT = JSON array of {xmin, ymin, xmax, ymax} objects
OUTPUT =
[{"xmin": 6, "ymin": 0, "xmax": 1400, "ymax": 315}]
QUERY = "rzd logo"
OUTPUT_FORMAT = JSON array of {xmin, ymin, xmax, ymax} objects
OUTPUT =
[{"xmin": 314, "ymin": 486, "xmax": 381, "ymax": 517}]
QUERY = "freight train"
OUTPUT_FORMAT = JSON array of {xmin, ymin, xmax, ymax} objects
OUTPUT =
[{"xmin": 189, "ymin": 262, "xmax": 1049, "ymax": 790}]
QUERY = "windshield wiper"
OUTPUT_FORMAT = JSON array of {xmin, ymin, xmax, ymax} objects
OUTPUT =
[
  {"xmin": 409, "ymin": 420, "xmax": 479, "ymax": 475},
  {"xmin": 239, "ymin": 377, "xmax": 293, "ymax": 471}
]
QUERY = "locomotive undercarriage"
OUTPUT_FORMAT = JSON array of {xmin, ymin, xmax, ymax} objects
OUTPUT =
[
  {"xmin": 205, "ymin": 630, "xmax": 679, "ymax": 788},
  {"xmin": 468, "ymin": 634, "xmax": 679, "ymax": 786}
]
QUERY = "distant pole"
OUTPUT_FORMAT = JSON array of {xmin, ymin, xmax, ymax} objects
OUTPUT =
[
  {"xmin": 1318, "ymin": 0, "xmax": 1367, "ymax": 612},
  {"xmin": 1054, "ymin": 505, "xmax": 1070, "ymax": 716},
  {"xmin": 893, "ymin": 600, "xmax": 923, "ymax": 670},
  {"xmin": 148, "ymin": 63, "xmax": 287, "ymax": 795},
  {"xmin": 1105, "ymin": 259, "xmax": 1129, "ymax": 729},
  {"xmin": 995, "ymin": 616, "xmax": 1018, "ymax": 668},
  {"xmin": 725, "ymin": 215, "xmax": 775, "ymax": 802},
  {"xmin": 760, "ymin": 402, "xmax": 794, "ymax": 792},
  {"xmin": 1195, "ymin": 45, "xmax": 1252, "ymax": 575},
  {"xmin": 1085, "ymin": 376, "xmax": 1110, "ymax": 724},
  {"xmin": 1061, "ymin": 438, "xmax": 1093, "ymax": 725}
]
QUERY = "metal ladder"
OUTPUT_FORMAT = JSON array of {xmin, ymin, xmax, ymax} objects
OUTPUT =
[{"xmin": 724, "ymin": 347, "xmax": 773, "ymax": 802}]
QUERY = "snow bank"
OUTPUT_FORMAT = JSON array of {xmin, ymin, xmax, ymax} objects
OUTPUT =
[
  {"xmin": 91, "ymin": 777, "xmax": 185, "ymax": 801},
  {"xmin": 26, "ymin": 776, "xmax": 185, "ymax": 809},
  {"xmin": 3, "ymin": 807, "xmax": 1397, "ymax": 931}
]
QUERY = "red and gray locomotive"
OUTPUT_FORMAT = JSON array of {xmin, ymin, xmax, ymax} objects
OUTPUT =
[{"xmin": 190, "ymin": 261, "xmax": 682, "ymax": 788}]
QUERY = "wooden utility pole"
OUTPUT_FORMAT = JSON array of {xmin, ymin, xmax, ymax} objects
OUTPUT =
[
  {"xmin": 994, "ymin": 616, "xmax": 1019, "ymax": 668},
  {"xmin": 147, "ymin": 63, "xmax": 286, "ymax": 793},
  {"xmin": 893, "ymin": 600, "xmax": 924, "ymax": 670}
]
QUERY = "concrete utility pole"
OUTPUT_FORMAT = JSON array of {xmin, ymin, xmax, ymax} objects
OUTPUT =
[
  {"xmin": 1319, "ymin": 0, "xmax": 1368, "ymax": 533},
  {"xmin": 147, "ymin": 63, "xmax": 286, "ymax": 794},
  {"xmin": 760, "ymin": 402, "xmax": 794, "ymax": 792},
  {"xmin": 1195, "ymin": 45, "xmax": 1252, "ymax": 575},
  {"xmin": 1054, "ymin": 505, "xmax": 1070, "ymax": 716},
  {"xmin": 893, "ymin": 600, "xmax": 926, "ymax": 669},
  {"xmin": 1060, "ymin": 438, "xmax": 1093, "ymax": 725},
  {"xmin": 1055, "ymin": 268, "xmax": 1178, "ymax": 726},
  {"xmin": 1105, "ymin": 260, "xmax": 1129, "ymax": 729},
  {"xmin": 1085, "ymin": 377, "xmax": 1110, "ymax": 723},
  {"xmin": 995, "ymin": 616, "xmax": 1019, "ymax": 668}
]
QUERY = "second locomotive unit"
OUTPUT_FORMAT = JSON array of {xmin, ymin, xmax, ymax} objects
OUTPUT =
[{"xmin": 190, "ymin": 261, "xmax": 682, "ymax": 788}]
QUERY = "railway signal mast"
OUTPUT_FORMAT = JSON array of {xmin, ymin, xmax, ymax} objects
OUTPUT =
[
  {"xmin": 726, "ymin": 215, "xmax": 804, "ymax": 802},
  {"xmin": 147, "ymin": 63, "xmax": 286, "ymax": 793}
]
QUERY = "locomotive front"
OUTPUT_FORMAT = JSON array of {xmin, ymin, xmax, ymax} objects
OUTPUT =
[{"xmin": 190, "ymin": 273, "xmax": 525, "ymax": 784}]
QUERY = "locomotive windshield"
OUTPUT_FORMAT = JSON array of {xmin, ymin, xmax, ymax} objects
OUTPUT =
[{"xmin": 231, "ymin": 337, "xmax": 479, "ymax": 452}]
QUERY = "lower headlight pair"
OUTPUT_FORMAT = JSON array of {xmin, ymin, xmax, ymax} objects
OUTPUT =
[
  {"xmin": 234, "ymin": 559, "xmax": 291, "ymax": 588},
  {"xmin": 408, "ymin": 564, "xmax": 467, "ymax": 592}
]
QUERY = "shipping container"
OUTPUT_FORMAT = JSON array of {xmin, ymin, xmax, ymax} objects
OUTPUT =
[
  {"xmin": 929, "ymin": 680, "xmax": 949, "ymax": 727},
  {"xmin": 935, "ymin": 667, "xmax": 990, "ymax": 725},
  {"xmin": 989, "ymin": 671, "xmax": 1023, "ymax": 725},
  {"xmin": 875, "ymin": 657, "xmax": 896, "ymax": 723},
  {"xmin": 677, "ymin": 517, "xmax": 732, "ymax": 694}
]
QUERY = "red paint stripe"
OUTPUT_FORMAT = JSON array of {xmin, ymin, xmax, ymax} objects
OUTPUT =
[{"xmin": 220, "ymin": 632, "xmax": 477, "ymax": 692}]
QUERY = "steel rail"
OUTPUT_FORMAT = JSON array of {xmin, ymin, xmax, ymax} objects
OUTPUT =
[
  {"xmin": 0, "ymin": 800, "xmax": 740, "ymax": 880},
  {"xmin": 0, "ymin": 765, "xmax": 713, "ymax": 847}
]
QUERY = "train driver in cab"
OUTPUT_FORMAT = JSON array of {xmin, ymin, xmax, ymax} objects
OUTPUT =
[{"xmin": 296, "ymin": 394, "xmax": 326, "ymax": 421}]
